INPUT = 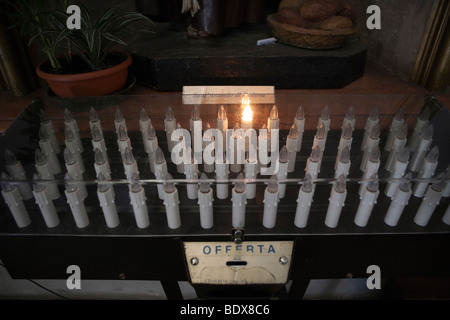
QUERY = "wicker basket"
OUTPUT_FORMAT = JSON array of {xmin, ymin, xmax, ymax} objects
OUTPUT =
[{"xmin": 267, "ymin": 13, "xmax": 356, "ymax": 49}]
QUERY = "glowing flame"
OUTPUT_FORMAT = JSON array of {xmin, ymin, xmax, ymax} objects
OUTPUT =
[{"xmin": 242, "ymin": 94, "xmax": 253, "ymax": 122}]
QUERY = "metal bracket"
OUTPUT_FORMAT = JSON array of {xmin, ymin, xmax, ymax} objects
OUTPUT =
[{"xmin": 231, "ymin": 228, "xmax": 245, "ymax": 244}]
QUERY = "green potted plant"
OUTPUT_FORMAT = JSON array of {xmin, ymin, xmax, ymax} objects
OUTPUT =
[{"xmin": 6, "ymin": 0, "xmax": 152, "ymax": 97}]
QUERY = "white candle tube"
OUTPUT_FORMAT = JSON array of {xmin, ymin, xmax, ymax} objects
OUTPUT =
[
  {"xmin": 384, "ymin": 179, "xmax": 412, "ymax": 227},
  {"xmin": 305, "ymin": 146, "xmax": 320, "ymax": 180},
  {"xmin": 409, "ymin": 125, "xmax": 433, "ymax": 172},
  {"xmin": 123, "ymin": 147, "xmax": 139, "ymax": 181},
  {"xmin": 443, "ymin": 169, "xmax": 450, "ymax": 198},
  {"xmin": 245, "ymin": 158, "xmax": 258, "ymax": 199},
  {"xmin": 384, "ymin": 107, "xmax": 404, "ymax": 151},
  {"xmin": 64, "ymin": 149, "xmax": 88, "ymax": 199},
  {"xmin": 154, "ymin": 147, "xmax": 168, "ymax": 200},
  {"xmin": 32, "ymin": 179, "xmax": 59, "ymax": 228},
  {"xmin": 361, "ymin": 107, "xmax": 379, "ymax": 151},
  {"xmin": 277, "ymin": 146, "xmax": 289, "ymax": 199},
  {"xmin": 412, "ymin": 146, "xmax": 439, "ymax": 197},
  {"xmin": 145, "ymin": 125, "xmax": 158, "ymax": 173},
  {"xmin": 94, "ymin": 148, "xmax": 112, "ymax": 181},
  {"xmin": 354, "ymin": 178, "xmax": 379, "ymax": 227},
  {"xmin": 409, "ymin": 108, "xmax": 429, "ymax": 150},
  {"xmin": 215, "ymin": 154, "xmax": 229, "ymax": 199},
  {"xmin": 65, "ymin": 127, "xmax": 85, "ymax": 173},
  {"xmin": 190, "ymin": 106, "xmax": 203, "ymax": 162},
  {"xmin": 258, "ymin": 126, "xmax": 269, "ymax": 172},
  {"xmin": 163, "ymin": 174, "xmax": 181, "ymax": 229},
  {"xmin": 325, "ymin": 175, "xmax": 347, "ymax": 228},
  {"xmin": 294, "ymin": 106, "xmax": 305, "ymax": 152},
  {"xmin": 173, "ymin": 125, "xmax": 189, "ymax": 174},
  {"xmin": 229, "ymin": 125, "xmax": 244, "ymax": 173},
  {"xmin": 232, "ymin": 174, "xmax": 247, "ymax": 228},
  {"xmin": 413, "ymin": 182, "xmax": 444, "ymax": 227},
  {"xmin": 97, "ymin": 177, "xmax": 119, "ymax": 228},
  {"xmin": 360, "ymin": 124, "xmax": 380, "ymax": 171},
  {"xmin": 39, "ymin": 110, "xmax": 61, "ymax": 154},
  {"xmin": 65, "ymin": 183, "xmax": 89, "ymax": 228},
  {"xmin": 114, "ymin": 108, "xmax": 127, "ymax": 134},
  {"xmin": 262, "ymin": 176, "xmax": 280, "ymax": 228},
  {"xmin": 312, "ymin": 123, "xmax": 326, "ymax": 168},
  {"xmin": 294, "ymin": 175, "xmax": 314, "ymax": 228},
  {"xmin": 39, "ymin": 140, "xmax": 62, "ymax": 175},
  {"xmin": 287, "ymin": 125, "xmax": 299, "ymax": 173},
  {"xmin": 35, "ymin": 150, "xmax": 60, "ymax": 200},
  {"xmin": 117, "ymin": 124, "xmax": 132, "ymax": 157},
  {"xmin": 1, "ymin": 181, "xmax": 31, "ymax": 228},
  {"xmin": 342, "ymin": 106, "xmax": 356, "ymax": 132},
  {"xmin": 384, "ymin": 148, "xmax": 410, "ymax": 198},
  {"xmin": 359, "ymin": 146, "xmax": 380, "ymax": 195},
  {"xmin": 217, "ymin": 105, "xmax": 228, "ymax": 153},
  {"xmin": 317, "ymin": 105, "xmax": 331, "ymax": 139},
  {"xmin": 184, "ymin": 149, "xmax": 198, "ymax": 200},
  {"xmin": 91, "ymin": 125, "xmax": 107, "ymax": 154},
  {"xmin": 385, "ymin": 124, "xmax": 407, "ymax": 172},
  {"xmin": 129, "ymin": 174, "xmax": 150, "ymax": 228},
  {"xmin": 64, "ymin": 109, "xmax": 84, "ymax": 153},
  {"xmin": 164, "ymin": 106, "xmax": 176, "ymax": 152},
  {"xmin": 5, "ymin": 150, "xmax": 33, "ymax": 200},
  {"xmin": 198, "ymin": 174, "xmax": 213, "ymax": 229},
  {"xmin": 267, "ymin": 105, "xmax": 279, "ymax": 152},
  {"xmin": 139, "ymin": 108, "xmax": 151, "ymax": 153},
  {"xmin": 442, "ymin": 203, "xmax": 450, "ymax": 225},
  {"xmin": 335, "ymin": 124, "xmax": 353, "ymax": 170}
]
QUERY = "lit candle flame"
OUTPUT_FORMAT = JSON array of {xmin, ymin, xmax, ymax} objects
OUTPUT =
[{"xmin": 242, "ymin": 94, "xmax": 252, "ymax": 122}]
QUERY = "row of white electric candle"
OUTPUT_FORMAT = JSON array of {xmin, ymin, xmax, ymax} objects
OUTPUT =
[{"xmin": 1, "ymin": 103, "xmax": 450, "ymax": 231}]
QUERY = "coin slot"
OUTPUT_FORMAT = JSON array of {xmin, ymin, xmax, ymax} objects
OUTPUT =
[{"xmin": 226, "ymin": 260, "xmax": 247, "ymax": 266}]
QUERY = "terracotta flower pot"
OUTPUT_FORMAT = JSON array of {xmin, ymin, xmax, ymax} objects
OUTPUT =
[{"xmin": 36, "ymin": 52, "xmax": 132, "ymax": 97}]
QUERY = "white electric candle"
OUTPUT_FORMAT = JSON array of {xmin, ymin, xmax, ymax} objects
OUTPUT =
[
  {"xmin": 312, "ymin": 123, "xmax": 326, "ymax": 168},
  {"xmin": 267, "ymin": 105, "xmax": 279, "ymax": 152},
  {"xmin": 129, "ymin": 173, "xmax": 150, "ymax": 228},
  {"xmin": 1, "ymin": 173, "xmax": 31, "ymax": 228},
  {"xmin": 277, "ymin": 146, "xmax": 289, "ymax": 199},
  {"xmin": 164, "ymin": 106, "xmax": 177, "ymax": 152},
  {"xmin": 286, "ymin": 124, "xmax": 299, "ymax": 173},
  {"xmin": 39, "ymin": 127, "xmax": 62, "ymax": 174},
  {"xmin": 154, "ymin": 147, "xmax": 168, "ymax": 200},
  {"xmin": 354, "ymin": 174, "xmax": 379, "ymax": 227},
  {"xmin": 215, "ymin": 153, "xmax": 229, "ymax": 199},
  {"xmin": 32, "ymin": 173, "xmax": 59, "ymax": 228},
  {"xmin": 361, "ymin": 106, "xmax": 379, "ymax": 151},
  {"xmin": 359, "ymin": 146, "xmax": 380, "ymax": 195},
  {"xmin": 91, "ymin": 125, "xmax": 107, "ymax": 154},
  {"xmin": 190, "ymin": 105, "xmax": 203, "ymax": 163},
  {"xmin": 89, "ymin": 106, "xmax": 102, "ymax": 136},
  {"xmin": 385, "ymin": 107, "xmax": 404, "ymax": 151},
  {"xmin": 163, "ymin": 173, "xmax": 181, "ymax": 229},
  {"xmin": 232, "ymin": 176, "xmax": 247, "ymax": 228},
  {"xmin": 413, "ymin": 179, "xmax": 445, "ymax": 227},
  {"xmin": 384, "ymin": 175, "xmax": 412, "ymax": 226},
  {"xmin": 324, "ymin": 174, "xmax": 347, "ymax": 228},
  {"xmin": 294, "ymin": 106, "xmax": 305, "ymax": 152},
  {"xmin": 385, "ymin": 147, "xmax": 410, "ymax": 198},
  {"xmin": 65, "ymin": 126, "xmax": 85, "ymax": 173},
  {"xmin": 217, "ymin": 105, "xmax": 228, "ymax": 153},
  {"xmin": 262, "ymin": 175, "xmax": 280, "ymax": 228},
  {"xmin": 412, "ymin": 146, "xmax": 439, "ymax": 197},
  {"xmin": 64, "ymin": 173, "xmax": 89, "ymax": 228},
  {"xmin": 39, "ymin": 109, "xmax": 61, "ymax": 154},
  {"xmin": 258, "ymin": 125, "xmax": 269, "ymax": 172},
  {"xmin": 114, "ymin": 108, "xmax": 127, "ymax": 134},
  {"xmin": 184, "ymin": 148, "xmax": 199, "ymax": 200},
  {"xmin": 4, "ymin": 149, "xmax": 33, "ymax": 200},
  {"xmin": 244, "ymin": 152, "xmax": 258, "ymax": 199},
  {"xmin": 294, "ymin": 174, "xmax": 314, "ymax": 228},
  {"xmin": 229, "ymin": 123, "xmax": 244, "ymax": 173},
  {"xmin": 442, "ymin": 203, "xmax": 450, "ymax": 225},
  {"xmin": 409, "ymin": 108, "xmax": 430, "ymax": 150},
  {"xmin": 64, "ymin": 108, "xmax": 84, "ymax": 153},
  {"xmin": 335, "ymin": 146, "xmax": 351, "ymax": 179},
  {"xmin": 198, "ymin": 173, "xmax": 214, "ymax": 229},
  {"xmin": 63, "ymin": 148, "xmax": 87, "ymax": 199},
  {"xmin": 123, "ymin": 147, "xmax": 139, "ymax": 181},
  {"xmin": 241, "ymin": 94, "xmax": 253, "ymax": 131},
  {"xmin": 145, "ymin": 125, "xmax": 158, "ymax": 173},
  {"xmin": 335, "ymin": 123, "xmax": 353, "ymax": 170},
  {"xmin": 117, "ymin": 124, "xmax": 132, "ymax": 157},
  {"xmin": 317, "ymin": 105, "xmax": 331, "ymax": 139},
  {"xmin": 34, "ymin": 149, "xmax": 60, "ymax": 200},
  {"xmin": 94, "ymin": 148, "xmax": 112, "ymax": 181},
  {"xmin": 342, "ymin": 106, "xmax": 356, "ymax": 132},
  {"xmin": 443, "ymin": 167, "xmax": 450, "ymax": 198},
  {"xmin": 202, "ymin": 123, "xmax": 215, "ymax": 173},
  {"xmin": 409, "ymin": 124, "xmax": 434, "ymax": 172},
  {"xmin": 97, "ymin": 173, "xmax": 119, "ymax": 228},
  {"xmin": 139, "ymin": 108, "xmax": 151, "ymax": 153},
  {"xmin": 174, "ymin": 123, "xmax": 187, "ymax": 174},
  {"xmin": 385, "ymin": 123, "xmax": 408, "ymax": 172},
  {"xmin": 360, "ymin": 123, "xmax": 380, "ymax": 171},
  {"xmin": 305, "ymin": 145, "xmax": 321, "ymax": 180}
]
